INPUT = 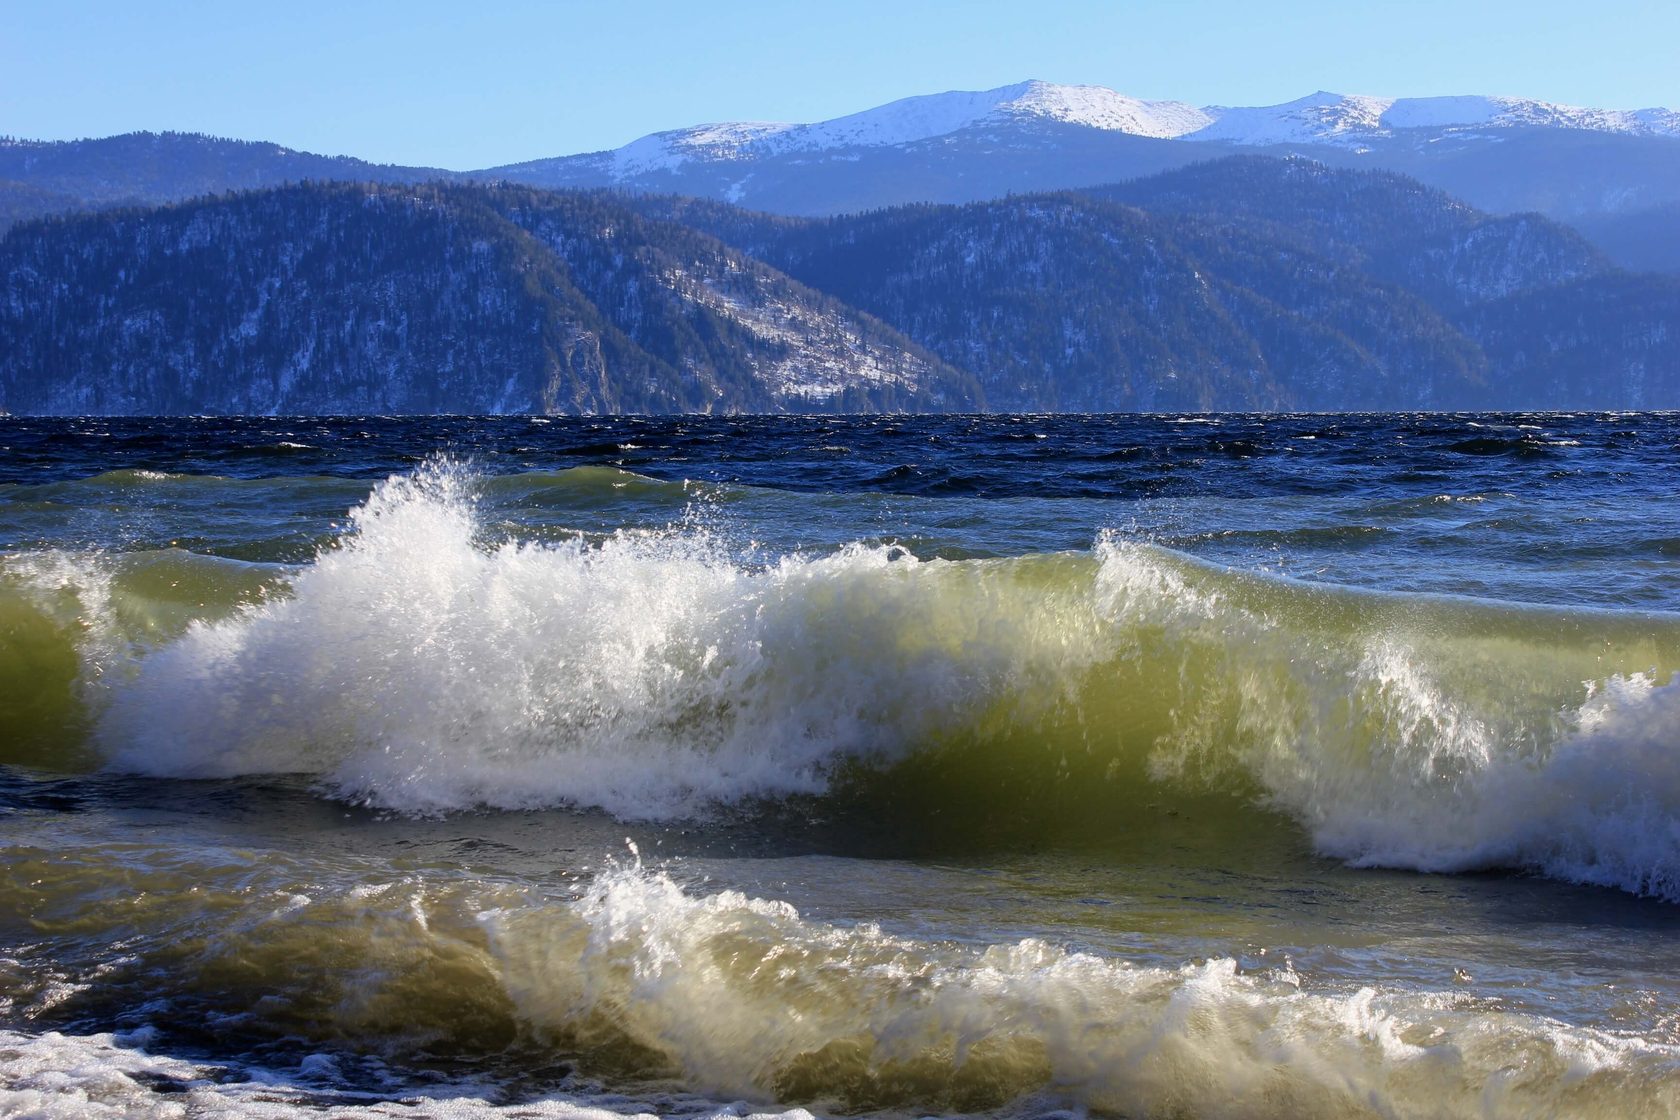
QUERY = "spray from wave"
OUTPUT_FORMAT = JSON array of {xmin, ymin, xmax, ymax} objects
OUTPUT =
[
  {"xmin": 6, "ymin": 461, "xmax": 1680, "ymax": 899},
  {"xmin": 88, "ymin": 463, "xmax": 1111, "ymax": 818}
]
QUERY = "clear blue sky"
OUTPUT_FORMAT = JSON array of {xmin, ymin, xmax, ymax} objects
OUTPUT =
[{"xmin": 3, "ymin": 0, "xmax": 1676, "ymax": 169}]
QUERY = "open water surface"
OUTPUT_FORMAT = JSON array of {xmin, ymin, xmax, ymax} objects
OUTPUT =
[{"xmin": 3, "ymin": 414, "xmax": 1680, "ymax": 1118}]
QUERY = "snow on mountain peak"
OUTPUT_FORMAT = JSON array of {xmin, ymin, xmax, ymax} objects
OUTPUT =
[
  {"xmin": 598, "ymin": 82, "xmax": 1680, "ymax": 176},
  {"xmin": 997, "ymin": 80, "xmax": 1214, "ymax": 138},
  {"xmin": 611, "ymin": 121, "xmax": 797, "ymax": 176},
  {"xmin": 1186, "ymin": 92, "xmax": 1680, "ymax": 147},
  {"xmin": 606, "ymin": 81, "xmax": 1215, "ymax": 175},
  {"xmin": 795, "ymin": 80, "xmax": 1214, "ymax": 144},
  {"xmin": 790, "ymin": 83, "xmax": 1040, "ymax": 150},
  {"xmin": 1379, "ymin": 95, "xmax": 1680, "ymax": 137},
  {"xmin": 1378, "ymin": 95, "xmax": 1510, "ymax": 130},
  {"xmin": 1190, "ymin": 92, "xmax": 1397, "ymax": 145}
]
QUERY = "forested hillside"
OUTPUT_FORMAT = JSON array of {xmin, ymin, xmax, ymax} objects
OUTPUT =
[
  {"xmin": 628, "ymin": 160, "xmax": 1679, "ymax": 410},
  {"xmin": 719, "ymin": 195, "xmax": 1489, "ymax": 410},
  {"xmin": 2, "ymin": 157, "xmax": 1675, "ymax": 414},
  {"xmin": 1087, "ymin": 157, "xmax": 1611, "ymax": 306},
  {"xmin": 0, "ymin": 132, "xmax": 444, "ymax": 223},
  {"xmin": 0, "ymin": 183, "xmax": 970, "ymax": 415}
]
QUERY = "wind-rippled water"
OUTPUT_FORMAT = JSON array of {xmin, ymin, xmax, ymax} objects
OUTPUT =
[{"xmin": 3, "ymin": 414, "xmax": 1680, "ymax": 1119}]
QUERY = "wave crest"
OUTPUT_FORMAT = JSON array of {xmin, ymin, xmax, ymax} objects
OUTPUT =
[
  {"xmin": 9, "ymin": 462, "xmax": 1677, "ymax": 899},
  {"xmin": 94, "ymin": 464, "xmax": 1111, "ymax": 817}
]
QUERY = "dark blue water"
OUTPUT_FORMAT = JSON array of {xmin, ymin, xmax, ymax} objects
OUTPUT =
[
  {"xmin": 4, "ymin": 413, "xmax": 1671, "ymax": 497},
  {"xmin": 4, "ymin": 412, "xmax": 1679, "ymax": 605}
]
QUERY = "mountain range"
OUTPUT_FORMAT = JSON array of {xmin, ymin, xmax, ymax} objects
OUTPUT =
[
  {"xmin": 1, "ymin": 80, "xmax": 1676, "ymax": 414},
  {"xmin": 4, "ymin": 156, "xmax": 1675, "ymax": 415},
  {"xmin": 491, "ymin": 80, "xmax": 1680, "ymax": 189},
  {"xmin": 485, "ymin": 81, "xmax": 1680, "ymax": 271},
  {"xmin": 4, "ymin": 80, "xmax": 1680, "ymax": 274}
]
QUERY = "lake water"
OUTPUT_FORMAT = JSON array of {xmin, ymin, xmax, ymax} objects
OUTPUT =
[{"xmin": 3, "ymin": 414, "xmax": 1679, "ymax": 1118}]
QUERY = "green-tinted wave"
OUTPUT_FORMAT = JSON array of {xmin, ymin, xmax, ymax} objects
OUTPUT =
[{"xmin": 7, "ymin": 463, "xmax": 1680, "ymax": 899}]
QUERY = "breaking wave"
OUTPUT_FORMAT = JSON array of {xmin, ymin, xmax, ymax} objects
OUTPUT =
[
  {"xmin": 3, "ymin": 849, "xmax": 1678, "ymax": 1119},
  {"xmin": 4, "ymin": 462, "xmax": 1680, "ymax": 898}
]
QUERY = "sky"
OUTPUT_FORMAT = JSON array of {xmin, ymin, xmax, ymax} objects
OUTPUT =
[{"xmin": 3, "ymin": 0, "xmax": 1677, "ymax": 169}]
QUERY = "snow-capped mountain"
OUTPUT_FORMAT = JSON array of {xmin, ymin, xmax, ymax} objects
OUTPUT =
[
  {"xmin": 1188, "ymin": 93, "xmax": 1397, "ymax": 146},
  {"xmin": 603, "ymin": 81, "xmax": 1215, "ymax": 176},
  {"xmin": 1191, "ymin": 91, "xmax": 1680, "ymax": 147},
  {"xmin": 5, "ymin": 82, "xmax": 1679, "ymax": 271},
  {"xmin": 477, "ymin": 80, "xmax": 1680, "ymax": 225},
  {"xmin": 512, "ymin": 80, "xmax": 1680, "ymax": 177}
]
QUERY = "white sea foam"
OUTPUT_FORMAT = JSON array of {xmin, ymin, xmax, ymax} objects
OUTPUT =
[
  {"xmin": 1094, "ymin": 536, "xmax": 1680, "ymax": 900},
  {"xmin": 9, "ymin": 861, "xmax": 1676, "ymax": 1120},
  {"xmin": 489, "ymin": 863, "xmax": 1680, "ymax": 1117},
  {"xmin": 97, "ymin": 463, "xmax": 1109, "ymax": 817},
  {"xmin": 0, "ymin": 1027, "xmax": 817, "ymax": 1120},
  {"xmin": 1315, "ymin": 668, "xmax": 1680, "ymax": 897},
  {"xmin": 81, "ymin": 464, "xmax": 1680, "ymax": 901}
]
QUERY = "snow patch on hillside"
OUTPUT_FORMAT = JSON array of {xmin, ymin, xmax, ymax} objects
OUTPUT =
[{"xmin": 673, "ymin": 271, "xmax": 927, "ymax": 402}]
